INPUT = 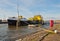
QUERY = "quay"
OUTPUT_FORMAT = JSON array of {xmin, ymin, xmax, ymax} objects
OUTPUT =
[{"xmin": 42, "ymin": 24, "xmax": 60, "ymax": 41}]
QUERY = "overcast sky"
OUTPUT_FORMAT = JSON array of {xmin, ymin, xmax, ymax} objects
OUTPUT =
[{"xmin": 0, "ymin": 0, "xmax": 60, "ymax": 20}]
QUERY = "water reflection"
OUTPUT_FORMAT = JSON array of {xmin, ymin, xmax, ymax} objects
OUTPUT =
[{"xmin": 8, "ymin": 26, "xmax": 17, "ymax": 30}]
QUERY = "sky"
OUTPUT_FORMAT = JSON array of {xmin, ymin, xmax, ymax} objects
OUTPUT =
[{"xmin": 0, "ymin": 0, "xmax": 60, "ymax": 20}]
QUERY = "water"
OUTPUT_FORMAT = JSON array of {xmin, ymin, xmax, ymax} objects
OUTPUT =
[{"xmin": 0, "ymin": 24, "xmax": 49, "ymax": 41}]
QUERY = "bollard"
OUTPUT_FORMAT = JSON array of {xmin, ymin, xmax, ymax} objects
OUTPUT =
[{"xmin": 50, "ymin": 20, "xmax": 54, "ymax": 29}]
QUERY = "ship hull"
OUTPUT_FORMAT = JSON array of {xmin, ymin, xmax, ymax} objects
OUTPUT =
[
  {"xmin": 8, "ymin": 19, "xmax": 43, "ymax": 26},
  {"xmin": 8, "ymin": 20, "xmax": 42, "ymax": 26},
  {"xmin": 8, "ymin": 20, "xmax": 29, "ymax": 26}
]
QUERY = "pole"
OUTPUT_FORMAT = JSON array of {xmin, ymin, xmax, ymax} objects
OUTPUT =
[{"xmin": 16, "ymin": 0, "xmax": 19, "ymax": 29}]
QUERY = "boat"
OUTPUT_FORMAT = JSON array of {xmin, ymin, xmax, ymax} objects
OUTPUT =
[
  {"xmin": 0, "ymin": 19, "xmax": 2, "ymax": 24},
  {"xmin": 8, "ymin": 16, "xmax": 28, "ymax": 26},
  {"xmin": 8, "ymin": 15, "xmax": 44, "ymax": 26},
  {"xmin": 28, "ymin": 15, "xmax": 44, "ymax": 24},
  {"xmin": 0, "ymin": 19, "xmax": 7, "ymax": 24}
]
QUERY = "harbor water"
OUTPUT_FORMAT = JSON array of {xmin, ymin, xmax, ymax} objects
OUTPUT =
[{"xmin": 0, "ymin": 24, "xmax": 49, "ymax": 41}]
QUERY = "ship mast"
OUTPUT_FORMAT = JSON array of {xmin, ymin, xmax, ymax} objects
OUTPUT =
[{"xmin": 16, "ymin": 0, "xmax": 19, "ymax": 29}]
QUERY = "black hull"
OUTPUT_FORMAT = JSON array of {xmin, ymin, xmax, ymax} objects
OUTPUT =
[
  {"xmin": 8, "ymin": 20, "xmax": 43, "ymax": 26},
  {"xmin": 8, "ymin": 20, "xmax": 28, "ymax": 26}
]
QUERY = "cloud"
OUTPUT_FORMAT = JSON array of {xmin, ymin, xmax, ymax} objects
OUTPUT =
[
  {"xmin": 0, "ymin": 8, "xmax": 17, "ymax": 18},
  {"xmin": 18, "ymin": 0, "xmax": 48, "ymax": 8},
  {"xmin": 0, "ymin": 0, "xmax": 16, "ymax": 9},
  {"xmin": 19, "ymin": 7, "xmax": 34, "ymax": 18},
  {"xmin": 0, "ymin": 0, "xmax": 60, "ymax": 20},
  {"xmin": 44, "ymin": 17, "xmax": 60, "ymax": 20},
  {"xmin": 19, "ymin": 0, "xmax": 35, "ymax": 7},
  {"xmin": 0, "ymin": 0, "xmax": 33, "ymax": 19},
  {"xmin": 52, "ymin": 4, "xmax": 60, "ymax": 8}
]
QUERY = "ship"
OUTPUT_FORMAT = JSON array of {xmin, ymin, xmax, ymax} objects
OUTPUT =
[
  {"xmin": 0, "ymin": 19, "xmax": 7, "ymax": 24},
  {"xmin": 8, "ymin": 15, "xmax": 44, "ymax": 26}
]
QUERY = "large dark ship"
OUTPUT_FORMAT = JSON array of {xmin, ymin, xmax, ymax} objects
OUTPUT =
[
  {"xmin": 8, "ymin": 15, "xmax": 44, "ymax": 26},
  {"xmin": 8, "ymin": 17, "xmax": 34, "ymax": 26}
]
